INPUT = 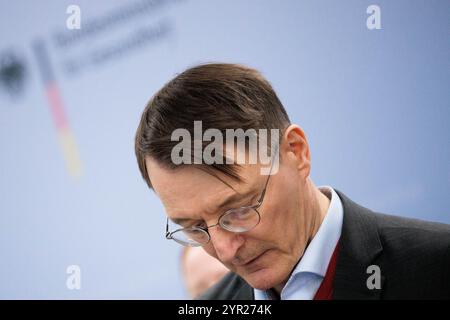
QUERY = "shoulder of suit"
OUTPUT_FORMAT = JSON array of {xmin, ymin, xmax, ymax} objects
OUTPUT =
[
  {"xmin": 196, "ymin": 272, "xmax": 249, "ymax": 300},
  {"xmin": 337, "ymin": 189, "xmax": 450, "ymax": 252}
]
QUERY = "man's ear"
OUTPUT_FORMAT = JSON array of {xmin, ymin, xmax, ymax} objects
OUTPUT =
[{"xmin": 282, "ymin": 124, "xmax": 311, "ymax": 179}]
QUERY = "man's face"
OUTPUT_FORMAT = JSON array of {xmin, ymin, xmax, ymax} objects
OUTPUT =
[{"xmin": 146, "ymin": 145, "xmax": 314, "ymax": 290}]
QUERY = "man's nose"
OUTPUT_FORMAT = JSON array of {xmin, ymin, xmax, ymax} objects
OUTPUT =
[{"xmin": 208, "ymin": 226, "xmax": 245, "ymax": 264}]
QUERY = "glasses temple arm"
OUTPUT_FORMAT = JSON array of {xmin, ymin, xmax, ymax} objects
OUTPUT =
[{"xmin": 165, "ymin": 217, "xmax": 171, "ymax": 239}]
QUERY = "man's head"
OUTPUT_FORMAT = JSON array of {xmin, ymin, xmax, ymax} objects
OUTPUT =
[{"xmin": 135, "ymin": 63, "xmax": 327, "ymax": 291}]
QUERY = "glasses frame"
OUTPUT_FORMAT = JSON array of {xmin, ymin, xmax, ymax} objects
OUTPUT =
[{"xmin": 165, "ymin": 147, "xmax": 279, "ymax": 247}]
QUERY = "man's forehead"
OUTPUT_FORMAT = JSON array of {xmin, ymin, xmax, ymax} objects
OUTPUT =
[
  {"xmin": 146, "ymin": 158, "xmax": 234, "ymax": 195},
  {"xmin": 146, "ymin": 156, "xmax": 261, "ymax": 190}
]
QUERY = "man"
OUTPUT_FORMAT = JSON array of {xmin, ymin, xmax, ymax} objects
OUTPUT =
[
  {"xmin": 181, "ymin": 246, "xmax": 229, "ymax": 299},
  {"xmin": 135, "ymin": 63, "xmax": 450, "ymax": 299}
]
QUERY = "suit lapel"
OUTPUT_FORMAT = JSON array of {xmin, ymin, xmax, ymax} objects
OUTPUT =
[{"xmin": 333, "ymin": 190, "xmax": 385, "ymax": 299}]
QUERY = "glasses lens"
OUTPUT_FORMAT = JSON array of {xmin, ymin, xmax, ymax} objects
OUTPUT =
[
  {"xmin": 170, "ymin": 227, "xmax": 210, "ymax": 247},
  {"xmin": 219, "ymin": 207, "xmax": 260, "ymax": 233}
]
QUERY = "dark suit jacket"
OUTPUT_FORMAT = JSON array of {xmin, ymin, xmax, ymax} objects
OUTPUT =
[{"xmin": 199, "ymin": 190, "xmax": 450, "ymax": 300}]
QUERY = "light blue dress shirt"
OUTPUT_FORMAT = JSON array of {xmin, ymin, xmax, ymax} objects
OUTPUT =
[{"xmin": 254, "ymin": 186, "xmax": 344, "ymax": 300}]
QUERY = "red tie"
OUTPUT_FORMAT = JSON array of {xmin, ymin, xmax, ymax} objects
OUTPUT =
[{"xmin": 313, "ymin": 242, "xmax": 340, "ymax": 300}]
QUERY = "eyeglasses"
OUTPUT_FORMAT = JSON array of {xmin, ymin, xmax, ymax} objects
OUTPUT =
[{"xmin": 165, "ymin": 149, "xmax": 278, "ymax": 247}]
